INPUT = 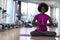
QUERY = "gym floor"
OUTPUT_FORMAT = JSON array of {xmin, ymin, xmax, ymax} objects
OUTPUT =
[{"xmin": 0, "ymin": 26, "xmax": 59, "ymax": 40}]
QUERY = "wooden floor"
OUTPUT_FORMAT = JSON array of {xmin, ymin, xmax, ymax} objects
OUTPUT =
[{"xmin": 0, "ymin": 26, "xmax": 60, "ymax": 40}]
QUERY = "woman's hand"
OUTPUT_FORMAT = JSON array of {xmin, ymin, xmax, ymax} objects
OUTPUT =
[{"xmin": 38, "ymin": 18, "xmax": 46, "ymax": 25}]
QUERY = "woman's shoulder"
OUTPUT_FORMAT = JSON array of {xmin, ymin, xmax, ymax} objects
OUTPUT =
[
  {"xmin": 44, "ymin": 14, "xmax": 51, "ymax": 19},
  {"xmin": 44, "ymin": 14, "xmax": 50, "ymax": 17},
  {"xmin": 35, "ymin": 13, "xmax": 41, "ymax": 16}
]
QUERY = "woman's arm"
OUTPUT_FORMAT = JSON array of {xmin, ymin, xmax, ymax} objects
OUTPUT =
[
  {"xmin": 47, "ymin": 16, "xmax": 54, "ymax": 26},
  {"xmin": 32, "ymin": 15, "xmax": 37, "ymax": 26}
]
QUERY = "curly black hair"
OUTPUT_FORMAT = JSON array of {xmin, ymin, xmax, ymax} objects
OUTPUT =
[{"xmin": 38, "ymin": 3, "xmax": 48, "ymax": 12}]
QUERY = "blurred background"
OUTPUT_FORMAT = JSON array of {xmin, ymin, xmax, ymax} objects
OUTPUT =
[
  {"xmin": 0, "ymin": 0, "xmax": 60, "ymax": 40},
  {"xmin": 0, "ymin": 0, "xmax": 59, "ymax": 27}
]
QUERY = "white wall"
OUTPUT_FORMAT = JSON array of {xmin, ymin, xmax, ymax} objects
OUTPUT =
[
  {"xmin": 6, "ymin": 0, "xmax": 18, "ymax": 23},
  {"xmin": 0, "ymin": 0, "xmax": 2, "ymax": 22},
  {"xmin": 0, "ymin": 0, "xmax": 2, "ymax": 7},
  {"xmin": 58, "ymin": 1, "xmax": 60, "ymax": 27},
  {"xmin": 6, "ymin": 0, "xmax": 14, "ymax": 23}
]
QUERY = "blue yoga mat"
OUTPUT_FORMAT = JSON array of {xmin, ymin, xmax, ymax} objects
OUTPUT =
[{"xmin": 18, "ymin": 34, "xmax": 60, "ymax": 38}]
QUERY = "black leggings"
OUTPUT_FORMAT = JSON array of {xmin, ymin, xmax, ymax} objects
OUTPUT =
[{"xmin": 30, "ymin": 30, "xmax": 56, "ymax": 37}]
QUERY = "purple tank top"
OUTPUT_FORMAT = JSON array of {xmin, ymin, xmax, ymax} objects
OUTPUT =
[{"xmin": 36, "ymin": 13, "xmax": 49, "ymax": 31}]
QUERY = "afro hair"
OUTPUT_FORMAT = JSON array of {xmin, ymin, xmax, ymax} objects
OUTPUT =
[{"xmin": 38, "ymin": 3, "xmax": 48, "ymax": 12}]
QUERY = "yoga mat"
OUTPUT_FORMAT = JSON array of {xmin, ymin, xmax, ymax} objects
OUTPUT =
[{"xmin": 18, "ymin": 34, "xmax": 60, "ymax": 38}]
